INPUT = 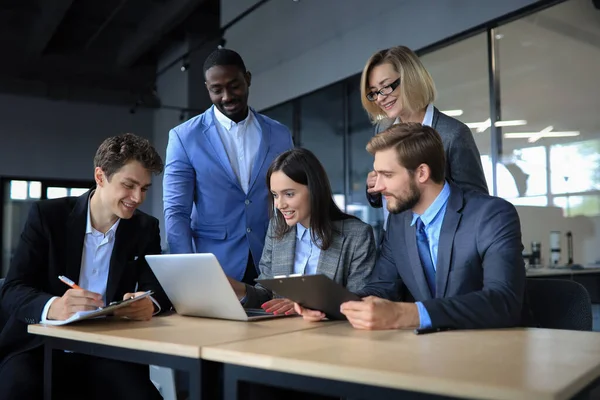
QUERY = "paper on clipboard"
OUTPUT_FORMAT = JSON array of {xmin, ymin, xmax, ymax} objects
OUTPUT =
[{"xmin": 42, "ymin": 290, "xmax": 154, "ymax": 326}]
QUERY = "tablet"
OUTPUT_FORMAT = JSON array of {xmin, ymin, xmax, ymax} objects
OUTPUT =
[{"xmin": 256, "ymin": 274, "xmax": 361, "ymax": 320}]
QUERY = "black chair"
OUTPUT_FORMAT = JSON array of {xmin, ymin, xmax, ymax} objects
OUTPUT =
[{"xmin": 526, "ymin": 278, "xmax": 593, "ymax": 331}]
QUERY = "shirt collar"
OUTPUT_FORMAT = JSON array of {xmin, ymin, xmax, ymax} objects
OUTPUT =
[
  {"xmin": 296, "ymin": 223, "xmax": 309, "ymax": 240},
  {"xmin": 422, "ymin": 103, "xmax": 434, "ymax": 127},
  {"xmin": 213, "ymin": 105, "xmax": 252, "ymax": 131},
  {"xmin": 392, "ymin": 103, "xmax": 434, "ymax": 126},
  {"xmin": 86, "ymin": 191, "xmax": 121, "ymax": 237},
  {"xmin": 411, "ymin": 181, "xmax": 451, "ymax": 227}
]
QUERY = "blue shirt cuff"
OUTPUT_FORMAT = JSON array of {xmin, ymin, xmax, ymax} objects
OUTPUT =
[{"xmin": 415, "ymin": 301, "xmax": 432, "ymax": 329}]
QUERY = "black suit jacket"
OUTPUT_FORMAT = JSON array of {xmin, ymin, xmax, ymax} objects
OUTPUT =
[
  {"xmin": 359, "ymin": 182, "xmax": 526, "ymax": 329},
  {"xmin": 0, "ymin": 192, "xmax": 171, "ymax": 363}
]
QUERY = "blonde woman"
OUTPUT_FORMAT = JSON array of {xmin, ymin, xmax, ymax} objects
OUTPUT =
[{"xmin": 361, "ymin": 46, "xmax": 488, "ymax": 216}]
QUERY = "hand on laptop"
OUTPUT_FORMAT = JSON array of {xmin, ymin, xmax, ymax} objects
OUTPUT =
[
  {"xmin": 47, "ymin": 289, "xmax": 104, "ymax": 320},
  {"xmin": 113, "ymin": 292, "xmax": 154, "ymax": 321},
  {"xmin": 261, "ymin": 298, "xmax": 295, "ymax": 315},
  {"xmin": 293, "ymin": 303, "xmax": 326, "ymax": 322}
]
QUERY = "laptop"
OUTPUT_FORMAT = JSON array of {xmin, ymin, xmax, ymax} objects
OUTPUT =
[{"xmin": 145, "ymin": 253, "xmax": 282, "ymax": 321}]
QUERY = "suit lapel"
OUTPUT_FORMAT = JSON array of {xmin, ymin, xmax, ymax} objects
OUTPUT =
[
  {"xmin": 65, "ymin": 193, "xmax": 89, "ymax": 285},
  {"xmin": 404, "ymin": 214, "xmax": 432, "ymax": 300},
  {"xmin": 248, "ymin": 111, "xmax": 270, "ymax": 192},
  {"xmin": 431, "ymin": 106, "xmax": 441, "ymax": 129},
  {"xmin": 105, "ymin": 217, "xmax": 136, "ymax": 302},
  {"xmin": 316, "ymin": 222, "xmax": 344, "ymax": 281},
  {"xmin": 271, "ymin": 226, "xmax": 296, "ymax": 276},
  {"xmin": 435, "ymin": 183, "xmax": 464, "ymax": 297},
  {"xmin": 202, "ymin": 106, "xmax": 242, "ymax": 190},
  {"xmin": 377, "ymin": 118, "xmax": 395, "ymax": 133}
]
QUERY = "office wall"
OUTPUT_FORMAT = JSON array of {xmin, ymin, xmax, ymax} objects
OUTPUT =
[
  {"xmin": 222, "ymin": 0, "xmax": 541, "ymax": 110},
  {"xmin": 0, "ymin": 93, "xmax": 155, "ymax": 212},
  {"xmin": 517, "ymin": 206, "xmax": 600, "ymax": 267},
  {"xmin": 152, "ymin": 42, "xmax": 190, "ymax": 250}
]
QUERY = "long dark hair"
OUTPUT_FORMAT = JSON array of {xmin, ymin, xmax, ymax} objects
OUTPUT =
[{"xmin": 266, "ymin": 148, "xmax": 355, "ymax": 250}]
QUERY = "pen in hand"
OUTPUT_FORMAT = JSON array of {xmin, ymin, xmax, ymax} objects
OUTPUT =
[{"xmin": 58, "ymin": 275, "xmax": 83, "ymax": 290}]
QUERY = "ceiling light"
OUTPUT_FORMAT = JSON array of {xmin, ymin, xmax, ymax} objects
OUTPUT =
[
  {"xmin": 441, "ymin": 109, "xmax": 463, "ymax": 117},
  {"xmin": 526, "ymin": 125, "xmax": 554, "ymax": 143},
  {"xmin": 495, "ymin": 120, "xmax": 527, "ymax": 127},
  {"xmin": 465, "ymin": 119, "xmax": 527, "ymax": 133},
  {"xmin": 504, "ymin": 128, "xmax": 580, "ymax": 142},
  {"xmin": 180, "ymin": 60, "xmax": 190, "ymax": 72}
]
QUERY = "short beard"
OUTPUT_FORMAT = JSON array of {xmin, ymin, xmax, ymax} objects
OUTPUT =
[{"xmin": 386, "ymin": 180, "xmax": 421, "ymax": 214}]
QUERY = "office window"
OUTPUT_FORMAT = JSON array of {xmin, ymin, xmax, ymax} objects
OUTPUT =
[
  {"xmin": 298, "ymin": 83, "xmax": 345, "ymax": 204},
  {"xmin": 262, "ymin": 102, "xmax": 295, "ymax": 142},
  {"xmin": 347, "ymin": 74, "xmax": 383, "ymax": 231},
  {"xmin": 9, "ymin": 180, "xmax": 42, "ymax": 201},
  {"xmin": 497, "ymin": 0, "xmax": 600, "ymax": 267},
  {"xmin": 70, "ymin": 188, "xmax": 89, "ymax": 197},
  {"xmin": 420, "ymin": 33, "xmax": 495, "ymax": 194},
  {"xmin": 10, "ymin": 181, "xmax": 28, "ymax": 200},
  {"xmin": 29, "ymin": 181, "xmax": 41, "ymax": 199},
  {"xmin": 47, "ymin": 187, "xmax": 68, "ymax": 199}
]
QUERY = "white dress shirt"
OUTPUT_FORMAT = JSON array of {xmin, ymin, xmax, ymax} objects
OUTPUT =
[
  {"xmin": 383, "ymin": 103, "xmax": 435, "ymax": 229},
  {"xmin": 213, "ymin": 106, "xmax": 262, "ymax": 193}
]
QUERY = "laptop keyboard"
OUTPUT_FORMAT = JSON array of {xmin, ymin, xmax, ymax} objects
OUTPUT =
[{"xmin": 245, "ymin": 308, "xmax": 273, "ymax": 317}]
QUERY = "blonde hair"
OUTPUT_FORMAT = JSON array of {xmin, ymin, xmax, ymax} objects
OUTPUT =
[{"xmin": 360, "ymin": 46, "xmax": 436, "ymax": 123}]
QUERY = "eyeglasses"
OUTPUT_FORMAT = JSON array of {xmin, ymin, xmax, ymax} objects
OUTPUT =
[{"xmin": 366, "ymin": 78, "xmax": 401, "ymax": 102}]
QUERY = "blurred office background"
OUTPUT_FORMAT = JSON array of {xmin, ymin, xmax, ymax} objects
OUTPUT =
[{"xmin": 1, "ymin": 0, "xmax": 598, "ymax": 277}]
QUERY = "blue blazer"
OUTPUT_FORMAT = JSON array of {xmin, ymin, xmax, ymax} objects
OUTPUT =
[
  {"xmin": 163, "ymin": 106, "xmax": 293, "ymax": 279},
  {"xmin": 359, "ymin": 182, "xmax": 526, "ymax": 329}
]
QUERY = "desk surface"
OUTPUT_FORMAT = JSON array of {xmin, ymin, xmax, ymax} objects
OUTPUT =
[
  {"xmin": 526, "ymin": 267, "xmax": 600, "ymax": 277},
  {"xmin": 28, "ymin": 313, "xmax": 338, "ymax": 359},
  {"xmin": 203, "ymin": 324, "xmax": 600, "ymax": 400}
]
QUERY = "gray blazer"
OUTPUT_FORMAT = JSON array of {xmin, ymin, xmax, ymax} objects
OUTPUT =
[
  {"xmin": 367, "ymin": 107, "xmax": 488, "ymax": 208},
  {"xmin": 244, "ymin": 217, "xmax": 377, "ymax": 308},
  {"xmin": 359, "ymin": 181, "xmax": 526, "ymax": 329}
]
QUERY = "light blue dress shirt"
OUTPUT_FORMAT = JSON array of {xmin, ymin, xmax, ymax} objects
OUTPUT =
[
  {"xmin": 411, "ymin": 182, "xmax": 451, "ymax": 329},
  {"xmin": 293, "ymin": 223, "xmax": 321, "ymax": 275}
]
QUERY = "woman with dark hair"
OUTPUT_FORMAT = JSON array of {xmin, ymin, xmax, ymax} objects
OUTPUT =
[{"xmin": 228, "ymin": 148, "xmax": 376, "ymax": 315}]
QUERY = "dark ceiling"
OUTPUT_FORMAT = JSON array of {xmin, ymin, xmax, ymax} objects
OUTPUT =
[{"xmin": 0, "ymin": 0, "xmax": 219, "ymax": 106}]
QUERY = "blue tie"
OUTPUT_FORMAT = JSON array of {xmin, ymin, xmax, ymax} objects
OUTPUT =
[{"xmin": 416, "ymin": 218, "xmax": 436, "ymax": 296}]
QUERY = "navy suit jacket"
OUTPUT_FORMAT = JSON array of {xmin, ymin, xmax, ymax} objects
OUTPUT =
[
  {"xmin": 163, "ymin": 106, "xmax": 293, "ymax": 280},
  {"xmin": 359, "ymin": 182, "xmax": 526, "ymax": 329}
]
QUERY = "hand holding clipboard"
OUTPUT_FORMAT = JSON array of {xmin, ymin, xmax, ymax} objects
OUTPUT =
[{"xmin": 44, "ymin": 276, "xmax": 155, "ymax": 325}]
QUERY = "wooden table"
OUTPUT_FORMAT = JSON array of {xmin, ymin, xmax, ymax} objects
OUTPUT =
[
  {"xmin": 203, "ymin": 323, "xmax": 600, "ymax": 400},
  {"xmin": 28, "ymin": 313, "xmax": 338, "ymax": 400}
]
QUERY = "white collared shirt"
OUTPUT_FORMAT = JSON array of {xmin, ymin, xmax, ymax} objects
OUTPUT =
[
  {"xmin": 213, "ymin": 106, "xmax": 262, "ymax": 193},
  {"xmin": 384, "ymin": 103, "xmax": 435, "ymax": 229}
]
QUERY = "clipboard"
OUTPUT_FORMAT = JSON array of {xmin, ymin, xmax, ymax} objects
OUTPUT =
[
  {"xmin": 256, "ymin": 274, "xmax": 360, "ymax": 320},
  {"xmin": 42, "ymin": 290, "xmax": 154, "ymax": 326}
]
